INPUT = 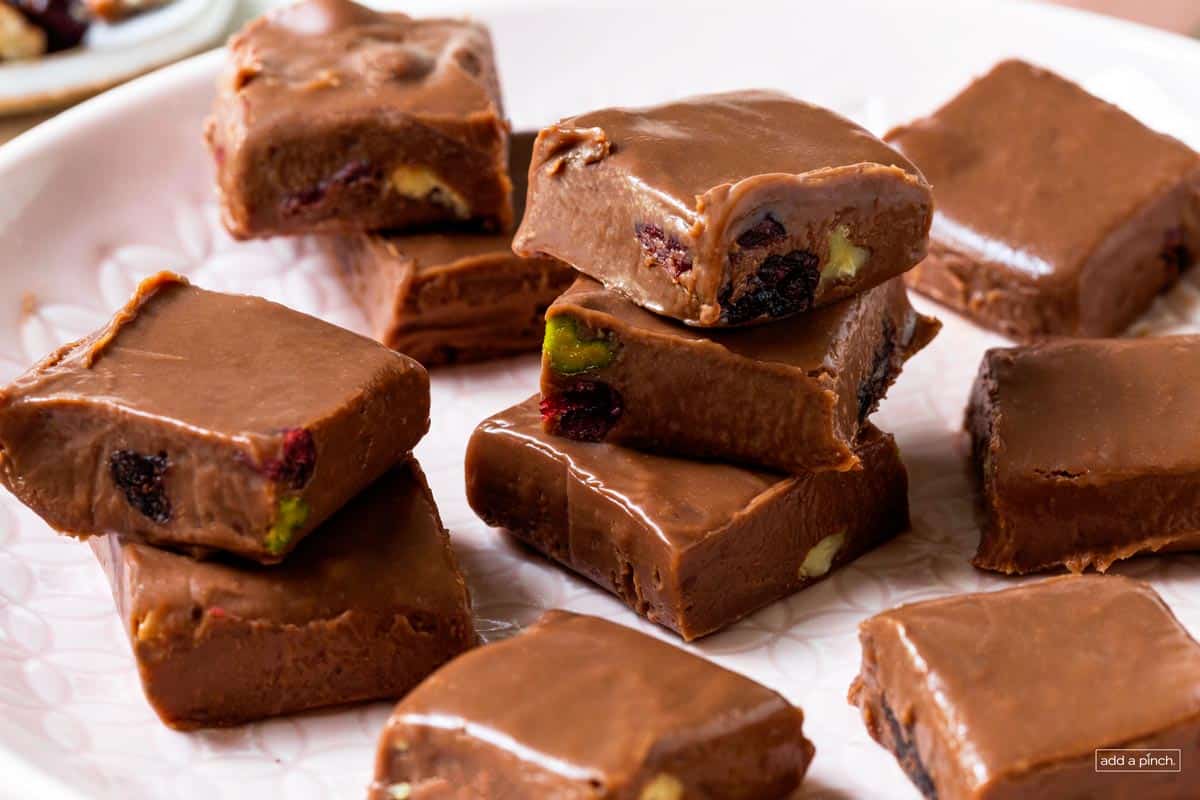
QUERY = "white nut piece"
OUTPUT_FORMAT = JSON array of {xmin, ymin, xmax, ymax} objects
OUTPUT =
[
  {"xmin": 798, "ymin": 530, "xmax": 846, "ymax": 579},
  {"xmin": 386, "ymin": 782, "xmax": 411, "ymax": 800},
  {"xmin": 390, "ymin": 165, "xmax": 470, "ymax": 218},
  {"xmin": 639, "ymin": 773, "xmax": 684, "ymax": 800},
  {"xmin": 821, "ymin": 224, "xmax": 869, "ymax": 285}
]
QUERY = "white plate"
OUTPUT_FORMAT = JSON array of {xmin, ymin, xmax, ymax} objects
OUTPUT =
[
  {"xmin": 0, "ymin": 0, "xmax": 235, "ymax": 115},
  {"xmin": 2, "ymin": 2, "xmax": 1200, "ymax": 798}
]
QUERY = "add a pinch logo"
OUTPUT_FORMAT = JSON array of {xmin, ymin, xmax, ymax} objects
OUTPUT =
[{"xmin": 1095, "ymin": 749, "xmax": 1183, "ymax": 773}]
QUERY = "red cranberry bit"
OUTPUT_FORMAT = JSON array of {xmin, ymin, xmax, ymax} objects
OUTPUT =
[
  {"xmin": 540, "ymin": 381, "xmax": 623, "ymax": 442},
  {"xmin": 109, "ymin": 450, "xmax": 171, "ymax": 524},
  {"xmin": 718, "ymin": 249, "xmax": 820, "ymax": 324},
  {"xmin": 857, "ymin": 317, "xmax": 897, "ymax": 421},
  {"xmin": 881, "ymin": 699, "xmax": 937, "ymax": 799},
  {"xmin": 1161, "ymin": 227, "xmax": 1194, "ymax": 276},
  {"xmin": 281, "ymin": 159, "xmax": 382, "ymax": 216},
  {"xmin": 264, "ymin": 427, "xmax": 316, "ymax": 490},
  {"xmin": 735, "ymin": 215, "xmax": 787, "ymax": 249},
  {"xmin": 634, "ymin": 223, "xmax": 693, "ymax": 277},
  {"xmin": 8, "ymin": 0, "xmax": 88, "ymax": 52}
]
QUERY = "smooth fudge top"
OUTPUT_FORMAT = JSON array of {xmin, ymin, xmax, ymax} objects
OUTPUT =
[
  {"xmin": 383, "ymin": 609, "xmax": 810, "ymax": 791},
  {"xmin": 973, "ymin": 336, "xmax": 1200, "ymax": 477},
  {"xmin": 856, "ymin": 575, "xmax": 1200, "ymax": 788},
  {"xmin": 0, "ymin": 272, "xmax": 425, "ymax": 449},
  {"xmin": 514, "ymin": 90, "xmax": 931, "ymax": 325},
  {"xmin": 887, "ymin": 59, "xmax": 1200, "ymax": 282},
  {"xmin": 218, "ymin": 0, "xmax": 503, "ymax": 134}
]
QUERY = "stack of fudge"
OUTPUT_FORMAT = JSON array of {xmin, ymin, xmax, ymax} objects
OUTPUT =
[
  {"xmin": 204, "ymin": 0, "xmax": 573, "ymax": 366},
  {"xmin": 467, "ymin": 90, "xmax": 941, "ymax": 640},
  {"xmin": 0, "ymin": 271, "xmax": 475, "ymax": 728}
]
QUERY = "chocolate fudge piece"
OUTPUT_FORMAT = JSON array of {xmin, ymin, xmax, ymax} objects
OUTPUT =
[
  {"xmin": 371, "ymin": 610, "xmax": 814, "ymax": 799},
  {"xmin": 850, "ymin": 576, "xmax": 1200, "ymax": 800},
  {"xmin": 514, "ymin": 90, "xmax": 932, "ymax": 327},
  {"xmin": 0, "ymin": 4, "xmax": 45, "ymax": 61},
  {"xmin": 205, "ymin": 0, "xmax": 511, "ymax": 240},
  {"xmin": 93, "ymin": 461, "xmax": 475, "ymax": 730},
  {"xmin": 967, "ymin": 336, "xmax": 1200, "ymax": 574},
  {"xmin": 888, "ymin": 60, "xmax": 1200, "ymax": 340},
  {"xmin": 466, "ymin": 398, "xmax": 909, "ymax": 640},
  {"xmin": 541, "ymin": 276, "xmax": 939, "ymax": 472},
  {"xmin": 0, "ymin": 272, "xmax": 429, "ymax": 564},
  {"xmin": 329, "ymin": 133, "xmax": 575, "ymax": 366}
]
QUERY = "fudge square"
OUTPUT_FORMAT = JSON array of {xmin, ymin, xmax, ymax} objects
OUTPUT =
[
  {"xmin": 540, "ymin": 276, "xmax": 939, "ymax": 472},
  {"xmin": 849, "ymin": 576, "xmax": 1200, "ymax": 800},
  {"xmin": 93, "ymin": 461, "xmax": 475, "ymax": 730},
  {"xmin": 205, "ymin": 0, "xmax": 511, "ymax": 240},
  {"xmin": 466, "ymin": 398, "xmax": 909, "ymax": 640},
  {"xmin": 967, "ymin": 336, "xmax": 1200, "ymax": 574},
  {"xmin": 514, "ymin": 90, "xmax": 932, "ymax": 327},
  {"xmin": 0, "ymin": 272, "xmax": 429, "ymax": 564},
  {"xmin": 371, "ymin": 610, "xmax": 814, "ymax": 799},
  {"xmin": 888, "ymin": 59, "xmax": 1200, "ymax": 340},
  {"xmin": 328, "ymin": 133, "xmax": 575, "ymax": 366}
]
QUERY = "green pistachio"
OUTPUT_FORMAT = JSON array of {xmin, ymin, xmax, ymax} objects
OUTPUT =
[
  {"xmin": 266, "ymin": 496, "xmax": 310, "ymax": 556},
  {"xmin": 821, "ymin": 225, "xmax": 869, "ymax": 285},
  {"xmin": 543, "ymin": 315, "xmax": 616, "ymax": 375},
  {"xmin": 386, "ymin": 784, "xmax": 412, "ymax": 800},
  {"xmin": 798, "ymin": 530, "xmax": 846, "ymax": 579}
]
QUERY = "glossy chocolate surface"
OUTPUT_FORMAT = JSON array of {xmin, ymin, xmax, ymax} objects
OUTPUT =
[
  {"xmin": 372, "ymin": 610, "xmax": 813, "ymax": 799},
  {"xmin": 94, "ymin": 461, "xmax": 475, "ymax": 730},
  {"xmin": 206, "ymin": 0, "xmax": 511, "ymax": 239},
  {"xmin": 514, "ymin": 90, "xmax": 931, "ymax": 326},
  {"xmin": 466, "ymin": 398, "xmax": 910, "ymax": 640},
  {"xmin": 967, "ymin": 336, "xmax": 1200, "ymax": 573},
  {"xmin": 889, "ymin": 59, "xmax": 1200, "ymax": 339},
  {"xmin": 850, "ymin": 576, "xmax": 1200, "ymax": 800},
  {"xmin": 540, "ymin": 276, "xmax": 939, "ymax": 471},
  {"xmin": 0, "ymin": 272, "xmax": 429, "ymax": 563}
]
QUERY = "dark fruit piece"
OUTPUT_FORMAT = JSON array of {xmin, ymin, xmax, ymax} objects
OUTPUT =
[
  {"xmin": 719, "ymin": 249, "xmax": 819, "ymax": 325},
  {"xmin": 1161, "ymin": 227, "xmax": 1194, "ymax": 276},
  {"xmin": 540, "ymin": 381, "xmax": 623, "ymax": 442},
  {"xmin": 734, "ymin": 215, "xmax": 787, "ymax": 249},
  {"xmin": 634, "ymin": 222, "xmax": 693, "ymax": 277},
  {"xmin": 264, "ymin": 427, "xmax": 316, "ymax": 490},
  {"xmin": 8, "ymin": 0, "xmax": 88, "ymax": 52},
  {"xmin": 109, "ymin": 449, "xmax": 171, "ymax": 524},
  {"xmin": 881, "ymin": 698, "xmax": 938, "ymax": 799},
  {"xmin": 281, "ymin": 159, "xmax": 382, "ymax": 216},
  {"xmin": 857, "ymin": 317, "xmax": 897, "ymax": 421}
]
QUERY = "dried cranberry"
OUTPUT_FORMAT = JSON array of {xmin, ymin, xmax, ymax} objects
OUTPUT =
[
  {"xmin": 109, "ymin": 450, "xmax": 171, "ymax": 524},
  {"xmin": 264, "ymin": 427, "xmax": 316, "ymax": 490},
  {"xmin": 857, "ymin": 317, "xmax": 897, "ymax": 421},
  {"xmin": 281, "ymin": 159, "xmax": 382, "ymax": 216},
  {"xmin": 7, "ymin": 0, "xmax": 88, "ymax": 52},
  {"xmin": 881, "ymin": 699, "xmax": 937, "ymax": 799},
  {"xmin": 719, "ymin": 249, "xmax": 819, "ymax": 324},
  {"xmin": 540, "ymin": 382, "xmax": 622, "ymax": 442},
  {"xmin": 735, "ymin": 215, "xmax": 787, "ymax": 249},
  {"xmin": 634, "ymin": 223, "xmax": 693, "ymax": 277},
  {"xmin": 1161, "ymin": 227, "xmax": 1194, "ymax": 276}
]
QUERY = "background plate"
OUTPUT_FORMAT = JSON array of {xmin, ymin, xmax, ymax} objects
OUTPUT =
[{"xmin": 2, "ymin": 1, "xmax": 1200, "ymax": 798}]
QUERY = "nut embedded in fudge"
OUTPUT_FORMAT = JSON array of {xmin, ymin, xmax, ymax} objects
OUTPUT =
[
  {"xmin": 325, "ymin": 133, "xmax": 575, "ymax": 367},
  {"xmin": 887, "ymin": 59, "xmax": 1200, "ymax": 339},
  {"xmin": 849, "ymin": 576, "xmax": 1200, "ymax": 800},
  {"xmin": 540, "ymin": 276, "xmax": 940, "ymax": 472},
  {"xmin": 0, "ymin": 272, "xmax": 429, "ymax": 564},
  {"xmin": 466, "ymin": 398, "xmax": 910, "ymax": 640},
  {"xmin": 370, "ymin": 610, "xmax": 814, "ymax": 799},
  {"xmin": 92, "ymin": 461, "xmax": 475, "ymax": 730},
  {"xmin": 966, "ymin": 335, "xmax": 1200, "ymax": 574},
  {"xmin": 513, "ymin": 90, "xmax": 933, "ymax": 326},
  {"xmin": 205, "ymin": 0, "xmax": 512, "ymax": 240}
]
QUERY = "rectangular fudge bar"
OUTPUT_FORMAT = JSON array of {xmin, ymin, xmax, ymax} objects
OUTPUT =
[
  {"xmin": 205, "ymin": 0, "xmax": 511, "ymax": 240},
  {"xmin": 93, "ymin": 461, "xmax": 475, "ymax": 730},
  {"xmin": 888, "ymin": 59, "xmax": 1200, "ymax": 339},
  {"xmin": 371, "ymin": 610, "xmax": 813, "ymax": 799},
  {"xmin": 967, "ymin": 336, "xmax": 1200, "ymax": 574},
  {"xmin": 540, "ymin": 276, "xmax": 939, "ymax": 472},
  {"xmin": 514, "ymin": 90, "xmax": 932, "ymax": 327},
  {"xmin": 328, "ymin": 133, "xmax": 575, "ymax": 366},
  {"xmin": 0, "ymin": 272, "xmax": 429, "ymax": 564},
  {"xmin": 466, "ymin": 398, "xmax": 909, "ymax": 640},
  {"xmin": 849, "ymin": 576, "xmax": 1200, "ymax": 800}
]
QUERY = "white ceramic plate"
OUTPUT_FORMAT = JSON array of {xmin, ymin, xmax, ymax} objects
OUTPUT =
[
  {"xmin": 2, "ymin": 2, "xmax": 1200, "ymax": 798},
  {"xmin": 0, "ymin": 0, "xmax": 235, "ymax": 114}
]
